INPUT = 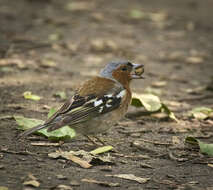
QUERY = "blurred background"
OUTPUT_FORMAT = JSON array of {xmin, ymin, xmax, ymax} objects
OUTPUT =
[{"xmin": 1, "ymin": 0, "xmax": 213, "ymax": 189}]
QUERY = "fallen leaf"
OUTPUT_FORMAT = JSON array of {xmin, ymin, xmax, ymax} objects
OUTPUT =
[
  {"xmin": 48, "ymin": 107, "xmax": 57, "ymax": 118},
  {"xmin": 90, "ymin": 39, "xmax": 118, "ymax": 52},
  {"xmin": 41, "ymin": 59, "xmax": 57, "ymax": 68},
  {"xmin": 131, "ymin": 93, "xmax": 161, "ymax": 112},
  {"xmin": 0, "ymin": 115, "xmax": 13, "ymax": 120},
  {"xmin": 151, "ymin": 81, "xmax": 167, "ymax": 87},
  {"xmin": 131, "ymin": 93, "xmax": 178, "ymax": 122},
  {"xmin": 70, "ymin": 180, "xmax": 80, "ymax": 186},
  {"xmin": 54, "ymin": 91, "xmax": 67, "ymax": 100},
  {"xmin": 140, "ymin": 163, "xmax": 153, "ymax": 169},
  {"xmin": 185, "ymin": 136, "xmax": 213, "ymax": 156},
  {"xmin": 67, "ymin": 154, "xmax": 92, "ymax": 168},
  {"xmin": 48, "ymin": 33, "xmax": 62, "ymax": 41},
  {"xmin": 129, "ymin": 10, "xmax": 167, "ymax": 22},
  {"xmin": 82, "ymin": 178, "xmax": 120, "ymax": 187},
  {"xmin": 129, "ymin": 9, "xmax": 146, "ymax": 19},
  {"xmin": 208, "ymin": 164, "xmax": 213, "ymax": 168},
  {"xmin": 65, "ymin": 2, "xmax": 94, "ymax": 11},
  {"xmin": 56, "ymin": 184, "xmax": 73, "ymax": 190},
  {"xmin": 106, "ymin": 174, "xmax": 150, "ymax": 184},
  {"xmin": 28, "ymin": 173, "xmax": 37, "ymax": 180},
  {"xmin": 56, "ymin": 174, "xmax": 67, "ymax": 180},
  {"xmin": 23, "ymin": 180, "xmax": 40, "ymax": 187},
  {"xmin": 48, "ymin": 149, "xmax": 114, "ymax": 168},
  {"xmin": 48, "ymin": 150, "xmax": 92, "ymax": 168},
  {"xmin": 172, "ymin": 136, "xmax": 180, "ymax": 145},
  {"xmin": 0, "ymin": 58, "xmax": 26, "ymax": 69},
  {"xmin": 14, "ymin": 115, "xmax": 76, "ymax": 141},
  {"xmin": 185, "ymin": 56, "xmax": 204, "ymax": 64},
  {"xmin": 161, "ymin": 104, "xmax": 179, "ymax": 122},
  {"xmin": 90, "ymin": 146, "xmax": 113, "ymax": 155},
  {"xmin": 0, "ymin": 187, "xmax": 8, "ymax": 190},
  {"xmin": 189, "ymin": 107, "xmax": 213, "ymax": 120},
  {"xmin": 23, "ymin": 91, "xmax": 41, "ymax": 101}
]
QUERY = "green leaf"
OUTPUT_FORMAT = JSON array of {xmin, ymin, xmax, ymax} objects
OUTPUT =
[
  {"xmin": 23, "ymin": 91, "xmax": 41, "ymax": 101},
  {"xmin": 185, "ymin": 136, "xmax": 213, "ymax": 156},
  {"xmin": 48, "ymin": 107, "xmax": 57, "ymax": 118},
  {"xmin": 189, "ymin": 107, "xmax": 213, "ymax": 120},
  {"xmin": 161, "ymin": 104, "xmax": 179, "ymax": 122},
  {"xmin": 131, "ymin": 93, "xmax": 162, "ymax": 112},
  {"xmin": 0, "ymin": 186, "xmax": 8, "ymax": 190},
  {"xmin": 90, "ymin": 146, "xmax": 113, "ymax": 155},
  {"xmin": 14, "ymin": 114, "xmax": 76, "ymax": 141},
  {"xmin": 15, "ymin": 115, "xmax": 43, "ymax": 130},
  {"xmin": 129, "ymin": 10, "xmax": 146, "ymax": 19},
  {"xmin": 131, "ymin": 97, "xmax": 143, "ymax": 108},
  {"xmin": 54, "ymin": 91, "xmax": 67, "ymax": 100},
  {"xmin": 131, "ymin": 93, "xmax": 178, "ymax": 122}
]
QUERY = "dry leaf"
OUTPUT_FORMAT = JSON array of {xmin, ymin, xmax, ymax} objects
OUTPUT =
[
  {"xmin": 208, "ymin": 164, "xmax": 213, "ymax": 168},
  {"xmin": 82, "ymin": 178, "xmax": 120, "ymax": 187},
  {"xmin": 48, "ymin": 151, "xmax": 91, "ymax": 168},
  {"xmin": 66, "ymin": 2, "xmax": 94, "ymax": 11},
  {"xmin": 172, "ymin": 136, "xmax": 181, "ymax": 145},
  {"xmin": 185, "ymin": 56, "xmax": 204, "ymax": 64},
  {"xmin": 67, "ymin": 154, "xmax": 92, "ymax": 168},
  {"xmin": 151, "ymin": 81, "xmax": 167, "ymax": 87},
  {"xmin": 90, "ymin": 39, "xmax": 118, "ymax": 52},
  {"xmin": 41, "ymin": 59, "xmax": 57, "ymax": 68},
  {"xmin": 23, "ymin": 180, "xmax": 40, "ymax": 187},
  {"xmin": 56, "ymin": 184, "xmax": 73, "ymax": 190},
  {"xmin": 106, "ymin": 174, "xmax": 150, "ymax": 184},
  {"xmin": 0, "ymin": 58, "xmax": 26, "ymax": 69}
]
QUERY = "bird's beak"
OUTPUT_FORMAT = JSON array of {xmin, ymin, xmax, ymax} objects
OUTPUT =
[{"xmin": 131, "ymin": 64, "xmax": 145, "ymax": 79}]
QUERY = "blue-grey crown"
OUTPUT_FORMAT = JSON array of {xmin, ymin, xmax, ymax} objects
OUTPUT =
[{"xmin": 100, "ymin": 61, "xmax": 130, "ymax": 79}]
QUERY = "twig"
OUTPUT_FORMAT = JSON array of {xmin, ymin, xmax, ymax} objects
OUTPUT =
[
  {"xmin": 139, "ymin": 139, "xmax": 172, "ymax": 146},
  {"xmin": 118, "ymin": 129, "xmax": 151, "ymax": 134},
  {"xmin": 30, "ymin": 142, "xmax": 62, "ymax": 147},
  {"xmin": 168, "ymin": 151, "xmax": 188, "ymax": 162},
  {"xmin": 0, "ymin": 148, "xmax": 38, "ymax": 156}
]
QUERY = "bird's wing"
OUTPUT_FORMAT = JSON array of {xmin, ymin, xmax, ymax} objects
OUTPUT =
[{"xmin": 47, "ymin": 77, "xmax": 126, "ymax": 131}]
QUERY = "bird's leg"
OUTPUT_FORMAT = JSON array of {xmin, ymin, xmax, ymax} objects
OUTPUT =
[
  {"xmin": 85, "ymin": 135, "xmax": 100, "ymax": 146},
  {"xmin": 94, "ymin": 136, "xmax": 106, "ymax": 146}
]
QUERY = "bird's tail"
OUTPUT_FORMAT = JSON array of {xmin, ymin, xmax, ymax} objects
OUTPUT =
[{"xmin": 18, "ymin": 123, "xmax": 50, "ymax": 139}]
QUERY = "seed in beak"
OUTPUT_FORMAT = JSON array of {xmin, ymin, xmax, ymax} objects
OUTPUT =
[{"xmin": 135, "ymin": 66, "xmax": 144, "ymax": 76}]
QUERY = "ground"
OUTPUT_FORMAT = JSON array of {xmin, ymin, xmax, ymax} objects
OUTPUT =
[{"xmin": 0, "ymin": 0, "xmax": 213, "ymax": 189}]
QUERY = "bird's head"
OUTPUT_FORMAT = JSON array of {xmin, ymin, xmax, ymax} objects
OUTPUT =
[{"xmin": 100, "ymin": 61, "xmax": 144, "ymax": 86}]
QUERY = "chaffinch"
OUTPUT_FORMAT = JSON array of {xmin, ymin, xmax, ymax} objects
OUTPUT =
[{"xmin": 19, "ymin": 61, "xmax": 144, "ymax": 142}]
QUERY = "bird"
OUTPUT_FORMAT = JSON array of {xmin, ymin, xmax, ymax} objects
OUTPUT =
[{"xmin": 19, "ymin": 61, "xmax": 144, "ymax": 144}]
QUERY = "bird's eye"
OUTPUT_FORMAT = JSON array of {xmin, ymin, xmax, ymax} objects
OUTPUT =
[{"xmin": 121, "ymin": 67, "xmax": 127, "ymax": 71}]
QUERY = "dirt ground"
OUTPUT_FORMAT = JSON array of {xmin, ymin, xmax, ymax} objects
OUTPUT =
[{"xmin": 0, "ymin": 0, "xmax": 213, "ymax": 189}]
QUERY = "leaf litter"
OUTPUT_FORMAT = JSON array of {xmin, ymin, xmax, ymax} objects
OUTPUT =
[
  {"xmin": 48, "ymin": 146, "xmax": 114, "ymax": 168},
  {"xmin": 14, "ymin": 115, "xmax": 76, "ymax": 141},
  {"xmin": 82, "ymin": 178, "xmax": 120, "ymax": 187},
  {"xmin": 106, "ymin": 174, "xmax": 150, "ymax": 184},
  {"xmin": 23, "ymin": 91, "xmax": 41, "ymax": 101},
  {"xmin": 185, "ymin": 136, "xmax": 213, "ymax": 156},
  {"xmin": 131, "ymin": 93, "xmax": 178, "ymax": 122}
]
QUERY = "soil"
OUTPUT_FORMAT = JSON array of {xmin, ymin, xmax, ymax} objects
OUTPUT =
[{"xmin": 0, "ymin": 0, "xmax": 213, "ymax": 190}]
